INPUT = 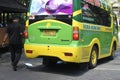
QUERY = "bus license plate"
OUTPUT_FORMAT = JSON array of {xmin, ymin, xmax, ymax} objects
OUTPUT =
[{"xmin": 43, "ymin": 30, "xmax": 56, "ymax": 36}]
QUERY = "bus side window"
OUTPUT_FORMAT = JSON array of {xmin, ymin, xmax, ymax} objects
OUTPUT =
[
  {"xmin": 81, "ymin": 0, "xmax": 111, "ymax": 27},
  {"xmin": 82, "ymin": 1, "xmax": 95, "ymax": 24},
  {"xmin": 114, "ymin": 15, "xmax": 118, "ymax": 31},
  {"xmin": 90, "ymin": 5, "xmax": 111, "ymax": 27}
]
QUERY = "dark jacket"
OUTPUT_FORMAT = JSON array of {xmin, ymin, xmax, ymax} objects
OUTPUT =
[{"xmin": 7, "ymin": 22, "xmax": 24, "ymax": 45}]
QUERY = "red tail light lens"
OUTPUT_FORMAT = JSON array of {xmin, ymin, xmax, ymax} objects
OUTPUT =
[
  {"xmin": 73, "ymin": 27, "xmax": 79, "ymax": 40},
  {"xmin": 24, "ymin": 27, "xmax": 28, "ymax": 38},
  {"xmin": 73, "ymin": 33, "xmax": 79, "ymax": 40},
  {"xmin": 24, "ymin": 31, "xmax": 28, "ymax": 38}
]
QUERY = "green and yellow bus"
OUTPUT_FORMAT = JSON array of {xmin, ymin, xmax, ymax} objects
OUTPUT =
[{"xmin": 24, "ymin": 0, "xmax": 118, "ymax": 68}]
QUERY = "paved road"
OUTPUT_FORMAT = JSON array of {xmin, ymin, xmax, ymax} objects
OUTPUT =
[
  {"xmin": 0, "ymin": 48, "xmax": 120, "ymax": 80},
  {"xmin": 118, "ymin": 32, "xmax": 120, "ymax": 45}
]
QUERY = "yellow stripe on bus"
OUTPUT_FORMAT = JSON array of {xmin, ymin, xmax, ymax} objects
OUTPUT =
[
  {"xmin": 25, "ymin": 12, "xmax": 30, "ymax": 27},
  {"xmin": 72, "ymin": 19, "xmax": 84, "ymax": 29},
  {"xmin": 73, "ymin": 10, "xmax": 82, "ymax": 17},
  {"xmin": 30, "ymin": 19, "xmax": 71, "ymax": 27},
  {"xmin": 73, "ymin": 19, "xmax": 112, "ymax": 32},
  {"xmin": 26, "ymin": 20, "xmax": 29, "ymax": 27}
]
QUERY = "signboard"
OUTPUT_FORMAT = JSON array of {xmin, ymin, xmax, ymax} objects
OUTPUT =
[{"xmin": 30, "ymin": 0, "xmax": 72, "ymax": 15}]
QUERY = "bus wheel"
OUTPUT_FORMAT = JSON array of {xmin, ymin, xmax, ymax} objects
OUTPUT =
[
  {"xmin": 43, "ymin": 57, "xmax": 57, "ymax": 66},
  {"xmin": 109, "ymin": 45, "xmax": 115, "ymax": 60},
  {"xmin": 89, "ymin": 47, "xmax": 98, "ymax": 69}
]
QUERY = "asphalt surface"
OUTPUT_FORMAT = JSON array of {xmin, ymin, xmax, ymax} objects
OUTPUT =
[{"xmin": 0, "ymin": 47, "xmax": 120, "ymax": 80}]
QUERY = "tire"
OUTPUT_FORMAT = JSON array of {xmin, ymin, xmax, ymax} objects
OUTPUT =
[
  {"xmin": 89, "ymin": 46, "xmax": 98, "ymax": 69},
  {"xmin": 109, "ymin": 45, "xmax": 115, "ymax": 60},
  {"xmin": 43, "ymin": 57, "xmax": 57, "ymax": 66}
]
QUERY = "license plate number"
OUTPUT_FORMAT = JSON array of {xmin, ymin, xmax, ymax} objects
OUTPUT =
[{"xmin": 43, "ymin": 30, "xmax": 56, "ymax": 36}]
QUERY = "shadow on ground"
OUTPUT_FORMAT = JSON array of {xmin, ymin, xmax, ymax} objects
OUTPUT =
[
  {"xmin": 26, "ymin": 62, "xmax": 89, "ymax": 76},
  {"xmin": 25, "ymin": 56, "xmax": 117, "ymax": 76}
]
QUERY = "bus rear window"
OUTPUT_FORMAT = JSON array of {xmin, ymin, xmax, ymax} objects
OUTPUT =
[{"xmin": 30, "ymin": 0, "xmax": 72, "ymax": 15}]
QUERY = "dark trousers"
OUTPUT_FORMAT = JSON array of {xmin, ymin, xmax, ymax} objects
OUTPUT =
[{"xmin": 9, "ymin": 44, "xmax": 22, "ymax": 67}]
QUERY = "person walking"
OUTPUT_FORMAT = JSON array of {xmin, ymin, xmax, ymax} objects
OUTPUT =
[{"xmin": 2, "ymin": 16, "xmax": 24, "ymax": 71}]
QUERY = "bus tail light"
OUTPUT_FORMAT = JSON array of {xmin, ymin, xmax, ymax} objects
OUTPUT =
[
  {"xmin": 73, "ymin": 27, "xmax": 79, "ymax": 40},
  {"xmin": 24, "ymin": 27, "xmax": 28, "ymax": 38}
]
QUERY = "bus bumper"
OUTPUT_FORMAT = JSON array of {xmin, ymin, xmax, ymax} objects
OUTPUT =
[{"xmin": 24, "ymin": 44, "xmax": 90, "ymax": 63}]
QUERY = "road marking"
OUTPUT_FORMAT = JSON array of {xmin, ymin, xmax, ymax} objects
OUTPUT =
[{"xmin": 94, "ymin": 68, "xmax": 120, "ymax": 71}]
